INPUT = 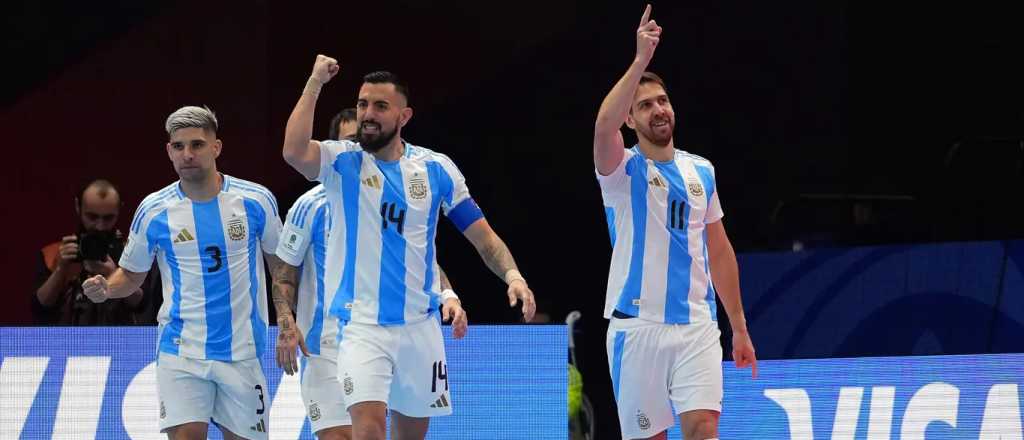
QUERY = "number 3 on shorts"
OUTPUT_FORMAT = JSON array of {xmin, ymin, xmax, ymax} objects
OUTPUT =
[{"xmin": 255, "ymin": 384, "xmax": 265, "ymax": 415}]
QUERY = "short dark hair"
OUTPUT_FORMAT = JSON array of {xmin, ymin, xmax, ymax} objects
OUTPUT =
[
  {"xmin": 639, "ymin": 71, "xmax": 668, "ymax": 93},
  {"xmin": 629, "ymin": 72, "xmax": 670, "ymax": 114},
  {"xmin": 363, "ymin": 71, "xmax": 410, "ymax": 105},
  {"xmin": 329, "ymin": 108, "xmax": 357, "ymax": 140},
  {"xmin": 76, "ymin": 179, "xmax": 120, "ymax": 210}
]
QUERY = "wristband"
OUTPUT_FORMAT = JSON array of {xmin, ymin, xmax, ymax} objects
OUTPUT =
[{"xmin": 441, "ymin": 289, "xmax": 459, "ymax": 303}]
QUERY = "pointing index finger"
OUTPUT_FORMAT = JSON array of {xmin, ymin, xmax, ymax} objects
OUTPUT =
[{"xmin": 639, "ymin": 4, "xmax": 652, "ymax": 27}]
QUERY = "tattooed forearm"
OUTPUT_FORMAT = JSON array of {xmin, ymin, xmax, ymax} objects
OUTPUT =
[
  {"xmin": 272, "ymin": 262, "xmax": 300, "ymax": 318},
  {"xmin": 476, "ymin": 235, "xmax": 519, "ymax": 281}
]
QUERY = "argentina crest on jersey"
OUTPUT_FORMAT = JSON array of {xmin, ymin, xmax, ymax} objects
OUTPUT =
[
  {"xmin": 227, "ymin": 214, "xmax": 247, "ymax": 241},
  {"xmin": 686, "ymin": 177, "xmax": 704, "ymax": 198},
  {"xmin": 408, "ymin": 172, "xmax": 428, "ymax": 200}
]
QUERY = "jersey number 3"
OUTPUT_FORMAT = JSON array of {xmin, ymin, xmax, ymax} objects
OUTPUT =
[{"xmin": 205, "ymin": 245, "xmax": 223, "ymax": 272}]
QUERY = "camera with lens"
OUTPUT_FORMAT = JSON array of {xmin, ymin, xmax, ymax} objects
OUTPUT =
[{"xmin": 76, "ymin": 230, "xmax": 123, "ymax": 262}]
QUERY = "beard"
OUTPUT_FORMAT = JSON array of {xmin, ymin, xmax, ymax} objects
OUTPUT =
[
  {"xmin": 357, "ymin": 119, "xmax": 399, "ymax": 153},
  {"xmin": 639, "ymin": 116, "xmax": 674, "ymax": 147}
]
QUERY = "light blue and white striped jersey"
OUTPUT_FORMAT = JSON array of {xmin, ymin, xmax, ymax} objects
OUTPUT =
[
  {"xmin": 316, "ymin": 139, "xmax": 484, "ymax": 326},
  {"xmin": 274, "ymin": 184, "xmax": 338, "ymax": 359},
  {"xmin": 120, "ymin": 175, "xmax": 282, "ymax": 361},
  {"xmin": 597, "ymin": 146, "xmax": 723, "ymax": 325}
]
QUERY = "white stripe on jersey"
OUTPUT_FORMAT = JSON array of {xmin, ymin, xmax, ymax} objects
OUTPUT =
[
  {"xmin": 276, "ymin": 185, "xmax": 338, "ymax": 359},
  {"xmin": 120, "ymin": 175, "xmax": 282, "ymax": 361},
  {"xmin": 597, "ymin": 147, "xmax": 723, "ymax": 325},
  {"xmin": 316, "ymin": 140, "xmax": 479, "ymax": 326}
]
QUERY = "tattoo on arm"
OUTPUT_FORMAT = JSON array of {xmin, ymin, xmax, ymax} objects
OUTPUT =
[
  {"xmin": 272, "ymin": 263, "xmax": 300, "ymax": 319},
  {"xmin": 477, "ymin": 236, "xmax": 519, "ymax": 281}
]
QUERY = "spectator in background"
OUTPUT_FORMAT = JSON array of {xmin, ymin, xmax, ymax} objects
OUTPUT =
[
  {"xmin": 32, "ymin": 179, "xmax": 156, "ymax": 325},
  {"xmin": 328, "ymin": 107, "xmax": 357, "ymax": 141}
]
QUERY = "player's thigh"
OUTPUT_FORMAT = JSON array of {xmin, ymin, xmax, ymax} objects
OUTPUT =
[
  {"xmin": 210, "ymin": 358, "xmax": 269, "ymax": 439},
  {"xmin": 389, "ymin": 317, "xmax": 451, "ymax": 418},
  {"xmin": 301, "ymin": 356, "xmax": 352, "ymax": 434},
  {"xmin": 337, "ymin": 321, "xmax": 398, "ymax": 410},
  {"xmin": 156, "ymin": 352, "xmax": 215, "ymax": 434},
  {"xmin": 668, "ymin": 322, "xmax": 723, "ymax": 415},
  {"xmin": 606, "ymin": 319, "xmax": 676, "ymax": 439}
]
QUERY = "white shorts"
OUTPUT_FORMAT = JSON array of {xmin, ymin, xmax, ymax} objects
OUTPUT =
[
  {"xmin": 300, "ymin": 355, "xmax": 352, "ymax": 433},
  {"xmin": 156, "ymin": 352, "xmax": 269, "ymax": 439},
  {"xmin": 606, "ymin": 318, "xmax": 723, "ymax": 439},
  {"xmin": 336, "ymin": 316, "xmax": 452, "ymax": 418}
]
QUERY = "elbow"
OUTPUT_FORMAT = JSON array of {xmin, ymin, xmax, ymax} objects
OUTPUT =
[
  {"xmin": 35, "ymin": 289, "xmax": 55, "ymax": 307},
  {"xmin": 282, "ymin": 149, "xmax": 297, "ymax": 168},
  {"xmin": 282, "ymin": 146, "xmax": 306, "ymax": 171},
  {"xmin": 594, "ymin": 119, "xmax": 617, "ymax": 138}
]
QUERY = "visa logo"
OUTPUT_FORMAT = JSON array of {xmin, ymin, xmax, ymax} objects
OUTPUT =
[{"xmin": 764, "ymin": 383, "xmax": 1023, "ymax": 439}]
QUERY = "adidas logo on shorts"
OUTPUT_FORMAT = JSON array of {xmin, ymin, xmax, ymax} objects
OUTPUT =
[
  {"xmin": 429, "ymin": 394, "xmax": 450, "ymax": 408},
  {"xmin": 250, "ymin": 418, "xmax": 266, "ymax": 433}
]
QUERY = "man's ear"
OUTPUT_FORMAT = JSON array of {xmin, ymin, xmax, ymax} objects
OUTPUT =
[{"xmin": 400, "ymin": 107, "xmax": 413, "ymax": 128}]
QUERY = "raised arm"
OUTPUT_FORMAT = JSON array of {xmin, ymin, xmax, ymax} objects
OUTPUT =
[
  {"xmin": 283, "ymin": 55, "xmax": 340, "ymax": 180},
  {"xmin": 461, "ymin": 219, "xmax": 536, "ymax": 322},
  {"xmin": 594, "ymin": 4, "xmax": 662, "ymax": 175}
]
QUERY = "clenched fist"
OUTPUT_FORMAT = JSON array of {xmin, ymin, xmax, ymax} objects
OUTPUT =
[
  {"xmin": 82, "ymin": 275, "xmax": 109, "ymax": 303},
  {"xmin": 310, "ymin": 54, "xmax": 340, "ymax": 85}
]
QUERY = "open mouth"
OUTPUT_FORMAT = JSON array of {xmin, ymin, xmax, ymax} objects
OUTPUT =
[{"xmin": 361, "ymin": 122, "xmax": 380, "ymax": 135}]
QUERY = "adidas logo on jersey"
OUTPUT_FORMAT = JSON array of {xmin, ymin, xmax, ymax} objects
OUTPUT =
[
  {"xmin": 429, "ymin": 394, "xmax": 451, "ymax": 408},
  {"xmin": 173, "ymin": 228, "xmax": 195, "ymax": 244},
  {"xmin": 649, "ymin": 176, "xmax": 667, "ymax": 188},
  {"xmin": 362, "ymin": 175, "xmax": 382, "ymax": 189}
]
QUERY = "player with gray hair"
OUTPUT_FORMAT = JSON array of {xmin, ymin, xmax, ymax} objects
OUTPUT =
[
  {"xmin": 165, "ymin": 105, "xmax": 219, "ymax": 135},
  {"xmin": 84, "ymin": 105, "xmax": 287, "ymax": 439}
]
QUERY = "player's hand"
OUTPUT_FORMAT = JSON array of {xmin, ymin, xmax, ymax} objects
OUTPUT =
[
  {"xmin": 310, "ymin": 54, "xmax": 340, "ymax": 85},
  {"xmin": 83, "ymin": 255, "xmax": 117, "ymax": 277},
  {"xmin": 442, "ymin": 298, "xmax": 468, "ymax": 339},
  {"xmin": 82, "ymin": 275, "xmax": 109, "ymax": 303},
  {"xmin": 635, "ymin": 4, "xmax": 662, "ymax": 65},
  {"xmin": 276, "ymin": 314, "xmax": 309, "ymax": 375},
  {"xmin": 507, "ymin": 280, "xmax": 536, "ymax": 322},
  {"xmin": 732, "ymin": 330, "xmax": 758, "ymax": 379},
  {"xmin": 57, "ymin": 235, "xmax": 79, "ymax": 270}
]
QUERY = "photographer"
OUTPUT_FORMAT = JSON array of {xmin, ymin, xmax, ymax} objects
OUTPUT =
[{"xmin": 32, "ymin": 179, "xmax": 153, "ymax": 325}]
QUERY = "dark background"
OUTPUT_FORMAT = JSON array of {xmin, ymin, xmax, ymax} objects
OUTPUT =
[{"xmin": 3, "ymin": 1, "xmax": 1022, "ymax": 437}]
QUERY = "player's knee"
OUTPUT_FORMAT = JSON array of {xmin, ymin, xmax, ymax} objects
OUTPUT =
[
  {"xmin": 351, "ymin": 424, "xmax": 385, "ymax": 440},
  {"xmin": 166, "ymin": 422, "xmax": 207, "ymax": 440},
  {"xmin": 683, "ymin": 418, "xmax": 718, "ymax": 440},
  {"xmin": 315, "ymin": 425, "xmax": 353, "ymax": 440}
]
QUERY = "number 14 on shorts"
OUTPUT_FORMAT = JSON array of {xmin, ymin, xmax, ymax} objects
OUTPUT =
[{"xmin": 431, "ymin": 361, "xmax": 448, "ymax": 393}]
